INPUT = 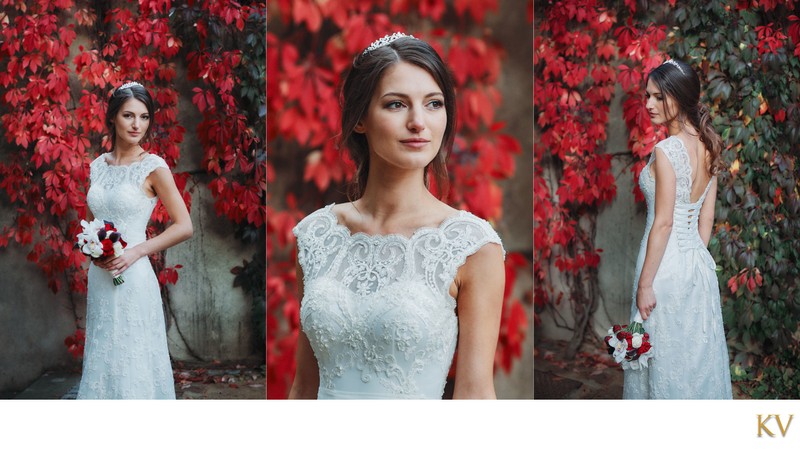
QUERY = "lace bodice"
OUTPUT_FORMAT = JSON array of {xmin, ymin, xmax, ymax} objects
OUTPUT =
[
  {"xmin": 87, "ymin": 153, "xmax": 168, "ymax": 246},
  {"xmin": 293, "ymin": 204, "xmax": 504, "ymax": 399},
  {"xmin": 638, "ymin": 136, "xmax": 716, "ymax": 253}
]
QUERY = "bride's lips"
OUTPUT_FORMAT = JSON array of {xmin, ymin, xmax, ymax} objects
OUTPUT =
[{"xmin": 400, "ymin": 138, "xmax": 430, "ymax": 148}]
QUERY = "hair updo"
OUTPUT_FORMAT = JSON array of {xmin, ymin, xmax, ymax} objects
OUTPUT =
[
  {"xmin": 339, "ymin": 36, "xmax": 457, "ymax": 199},
  {"xmin": 106, "ymin": 82, "xmax": 155, "ymax": 150},
  {"xmin": 647, "ymin": 59, "xmax": 725, "ymax": 175}
]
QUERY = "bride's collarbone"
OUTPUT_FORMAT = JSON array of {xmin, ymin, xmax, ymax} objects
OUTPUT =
[{"xmin": 333, "ymin": 203, "xmax": 457, "ymax": 237}]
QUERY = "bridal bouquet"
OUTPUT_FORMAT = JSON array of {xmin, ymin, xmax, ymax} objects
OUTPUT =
[
  {"xmin": 603, "ymin": 312, "xmax": 653, "ymax": 370},
  {"xmin": 75, "ymin": 219, "xmax": 127, "ymax": 285}
]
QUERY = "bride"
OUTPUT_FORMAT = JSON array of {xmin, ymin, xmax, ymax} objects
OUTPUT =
[
  {"xmin": 77, "ymin": 82, "xmax": 193, "ymax": 399},
  {"xmin": 623, "ymin": 59, "xmax": 732, "ymax": 399},
  {"xmin": 289, "ymin": 33, "xmax": 506, "ymax": 399}
]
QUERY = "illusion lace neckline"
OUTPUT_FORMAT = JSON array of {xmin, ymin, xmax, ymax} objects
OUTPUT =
[
  {"xmin": 321, "ymin": 203, "xmax": 468, "ymax": 241},
  {"xmin": 101, "ymin": 152, "xmax": 151, "ymax": 168}
]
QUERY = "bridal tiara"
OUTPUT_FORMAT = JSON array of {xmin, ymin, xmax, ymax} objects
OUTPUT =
[
  {"xmin": 662, "ymin": 59, "xmax": 686, "ymax": 75},
  {"xmin": 362, "ymin": 32, "xmax": 416, "ymax": 55},
  {"xmin": 116, "ymin": 81, "xmax": 143, "ymax": 92}
]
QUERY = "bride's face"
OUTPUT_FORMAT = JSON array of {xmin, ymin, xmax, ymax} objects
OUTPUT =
[
  {"xmin": 112, "ymin": 98, "xmax": 150, "ymax": 147},
  {"xmin": 354, "ymin": 61, "xmax": 446, "ymax": 173},
  {"xmin": 645, "ymin": 78, "xmax": 679, "ymax": 126}
]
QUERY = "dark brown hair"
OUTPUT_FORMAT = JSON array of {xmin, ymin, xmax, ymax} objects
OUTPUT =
[
  {"xmin": 106, "ymin": 83, "xmax": 155, "ymax": 150},
  {"xmin": 340, "ymin": 36, "xmax": 456, "ymax": 199},
  {"xmin": 647, "ymin": 60, "xmax": 725, "ymax": 175}
]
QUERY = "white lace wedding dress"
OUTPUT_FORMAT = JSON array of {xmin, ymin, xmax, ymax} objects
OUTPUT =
[
  {"xmin": 77, "ymin": 153, "xmax": 176, "ymax": 399},
  {"xmin": 623, "ymin": 136, "xmax": 732, "ymax": 399},
  {"xmin": 293, "ymin": 204, "xmax": 504, "ymax": 399}
]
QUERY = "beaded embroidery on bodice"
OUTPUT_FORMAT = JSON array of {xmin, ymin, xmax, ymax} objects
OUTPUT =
[
  {"xmin": 293, "ymin": 204, "xmax": 504, "ymax": 399},
  {"xmin": 87, "ymin": 153, "xmax": 168, "ymax": 245}
]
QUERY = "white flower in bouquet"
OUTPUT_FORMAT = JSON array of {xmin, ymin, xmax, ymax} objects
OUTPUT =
[
  {"xmin": 81, "ymin": 236, "xmax": 104, "ymax": 258},
  {"xmin": 81, "ymin": 218, "xmax": 105, "ymax": 235},
  {"xmin": 112, "ymin": 240, "xmax": 124, "ymax": 257},
  {"xmin": 610, "ymin": 336, "xmax": 627, "ymax": 364},
  {"xmin": 632, "ymin": 333, "xmax": 643, "ymax": 348}
]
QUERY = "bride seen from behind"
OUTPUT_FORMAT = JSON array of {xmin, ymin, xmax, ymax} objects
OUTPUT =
[
  {"xmin": 623, "ymin": 59, "xmax": 732, "ymax": 399},
  {"xmin": 289, "ymin": 33, "xmax": 506, "ymax": 399}
]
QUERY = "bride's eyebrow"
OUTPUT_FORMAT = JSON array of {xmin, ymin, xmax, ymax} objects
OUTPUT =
[{"xmin": 379, "ymin": 91, "xmax": 444, "ymax": 99}]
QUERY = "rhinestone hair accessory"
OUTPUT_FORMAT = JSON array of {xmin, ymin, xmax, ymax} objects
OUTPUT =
[
  {"xmin": 116, "ymin": 81, "xmax": 143, "ymax": 92},
  {"xmin": 362, "ymin": 32, "xmax": 415, "ymax": 55},
  {"xmin": 662, "ymin": 59, "xmax": 686, "ymax": 75}
]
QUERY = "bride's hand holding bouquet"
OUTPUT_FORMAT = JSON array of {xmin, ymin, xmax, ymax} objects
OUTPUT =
[{"xmin": 75, "ymin": 219, "xmax": 129, "ymax": 285}]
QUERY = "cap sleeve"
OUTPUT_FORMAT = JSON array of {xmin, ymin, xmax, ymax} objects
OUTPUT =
[
  {"xmin": 292, "ymin": 204, "xmax": 345, "ymax": 280},
  {"xmin": 89, "ymin": 154, "xmax": 106, "ymax": 184},
  {"xmin": 132, "ymin": 154, "xmax": 170, "ymax": 187},
  {"xmin": 654, "ymin": 136, "xmax": 691, "ymax": 203},
  {"xmin": 432, "ymin": 212, "xmax": 505, "ymax": 299}
]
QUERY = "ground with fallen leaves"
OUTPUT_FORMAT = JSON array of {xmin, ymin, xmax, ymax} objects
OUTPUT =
[
  {"xmin": 534, "ymin": 337, "xmax": 623, "ymax": 399},
  {"xmin": 173, "ymin": 360, "xmax": 266, "ymax": 399},
  {"xmin": 535, "ymin": 337, "xmax": 747, "ymax": 399}
]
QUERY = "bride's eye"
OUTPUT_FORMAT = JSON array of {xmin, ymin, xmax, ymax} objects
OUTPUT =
[
  {"xmin": 384, "ymin": 100, "xmax": 405, "ymax": 109},
  {"xmin": 427, "ymin": 99, "xmax": 444, "ymax": 109}
]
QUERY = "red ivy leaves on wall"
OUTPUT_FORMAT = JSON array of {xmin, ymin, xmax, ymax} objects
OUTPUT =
[
  {"xmin": 183, "ymin": 0, "xmax": 265, "ymax": 229},
  {"xmin": 267, "ymin": 0, "xmax": 527, "ymax": 398},
  {"xmin": 534, "ymin": 0, "xmax": 663, "ymax": 353},
  {"xmin": 534, "ymin": 0, "xmax": 615, "ymax": 334},
  {"xmin": 616, "ymin": 22, "xmax": 667, "ymax": 202},
  {"xmin": 0, "ymin": 0, "xmax": 89, "ymax": 304}
]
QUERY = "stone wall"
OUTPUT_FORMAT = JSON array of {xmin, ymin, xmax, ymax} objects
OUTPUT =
[{"xmin": 0, "ymin": 230, "xmax": 82, "ymax": 394}]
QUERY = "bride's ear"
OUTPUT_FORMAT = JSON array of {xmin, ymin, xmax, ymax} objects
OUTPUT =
[{"xmin": 354, "ymin": 121, "xmax": 366, "ymax": 134}]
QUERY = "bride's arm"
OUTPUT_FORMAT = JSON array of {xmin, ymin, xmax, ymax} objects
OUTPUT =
[
  {"xmin": 105, "ymin": 167, "xmax": 193, "ymax": 278},
  {"xmin": 288, "ymin": 257, "xmax": 320, "ymax": 399},
  {"xmin": 452, "ymin": 242, "xmax": 505, "ymax": 399},
  {"xmin": 637, "ymin": 147, "xmax": 676, "ymax": 320}
]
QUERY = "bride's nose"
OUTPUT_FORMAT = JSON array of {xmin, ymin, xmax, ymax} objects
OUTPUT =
[{"xmin": 407, "ymin": 109, "xmax": 425, "ymax": 132}]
